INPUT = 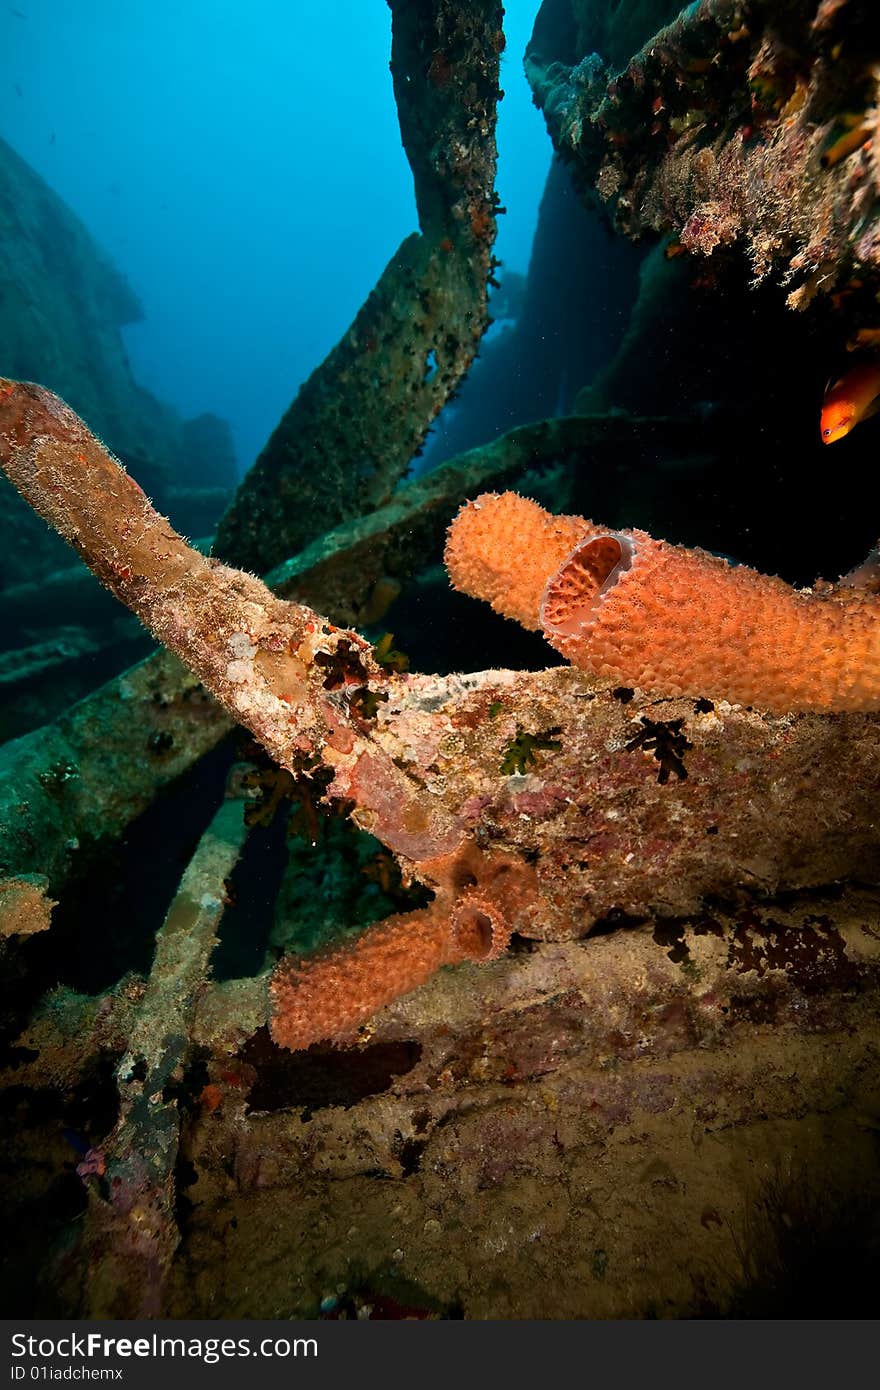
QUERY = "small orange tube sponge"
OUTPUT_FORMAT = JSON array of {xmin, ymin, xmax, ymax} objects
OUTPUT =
[
  {"xmin": 270, "ymin": 847, "xmax": 532, "ymax": 1051},
  {"xmin": 445, "ymin": 492, "xmax": 880, "ymax": 713},
  {"xmin": 270, "ymin": 901, "xmax": 512, "ymax": 1050},
  {"xmin": 270, "ymin": 908, "xmax": 449, "ymax": 1050}
]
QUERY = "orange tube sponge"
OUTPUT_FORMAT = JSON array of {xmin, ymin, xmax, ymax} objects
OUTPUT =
[
  {"xmin": 270, "ymin": 846, "xmax": 531, "ymax": 1051},
  {"xmin": 445, "ymin": 492, "xmax": 880, "ymax": 713},
  {"xmin": 444, "ymin": 491, "xmax": 597, "ymax": 630},
  {"xmin": 450, "ymin": 890, "xmax": 512, "ymax": 962},
  {"xmin": 270, "ymin": 900, "xmax": 512, "ymax": 1051},
  {"xmin": 270, "ymin": 908, "xmax": 450, "ymax": 1050}
]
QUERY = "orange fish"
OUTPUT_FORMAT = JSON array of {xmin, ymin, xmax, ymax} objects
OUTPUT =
[{"xmin": 821, "ymin": 360, "xmax": 880, "ymax": 443}]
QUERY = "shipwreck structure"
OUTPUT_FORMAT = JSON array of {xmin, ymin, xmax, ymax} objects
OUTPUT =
[{"xmin": 1, "ymin": 0, "xmax": 879, "ymax": 1320}]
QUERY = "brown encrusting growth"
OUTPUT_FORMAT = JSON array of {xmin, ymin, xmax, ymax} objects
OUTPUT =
[
  {"xmin": 0, "ymin": 875, "xmax": 54, "ymax": 938},
  {"xmin": 446, "ymin": 492, "xmax": 880, "ymax": 712}
]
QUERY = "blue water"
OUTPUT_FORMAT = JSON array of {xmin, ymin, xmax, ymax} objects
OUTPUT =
[{"xmin": 0, "ymin": 0, "xmax": 550, "ymax": 471}]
